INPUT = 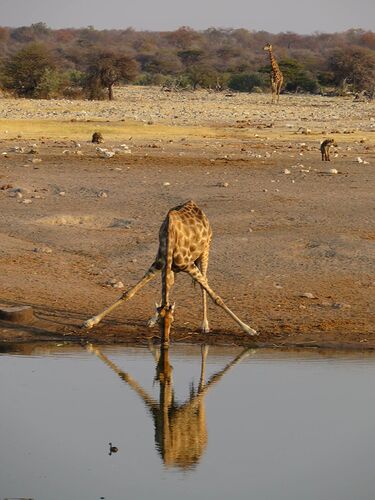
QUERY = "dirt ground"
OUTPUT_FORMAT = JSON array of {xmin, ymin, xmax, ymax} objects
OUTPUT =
[{"xmin": 0, "ymin": 88, "xmax": 374, "ymax": 349}]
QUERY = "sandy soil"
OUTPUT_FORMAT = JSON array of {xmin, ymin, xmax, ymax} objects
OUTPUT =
[{"xmin": 0, "ymin": 88, "xmax": 374, "ymax": 349}]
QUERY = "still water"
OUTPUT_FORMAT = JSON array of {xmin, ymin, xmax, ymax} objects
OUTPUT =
[{"xmin": 1, "ymin": 343, "xmax": 375, "ymax": 500}]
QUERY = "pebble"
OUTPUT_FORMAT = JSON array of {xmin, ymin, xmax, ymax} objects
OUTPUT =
[
  {"xmin": 106, "ymin": 279, "xmax": 124, "ymax": 289},
  {"xmin": 328, "ymin": 168, "xmax": 338, "ymax": 174},
  {"xmin": 300, "ymin": 292, "xmax": 316, "ymax": 299},
  {"xmin": 332, "ymin": 302, "xmax": 351, "ymax": 309},
  {"xmin": 163, "ymin": 182, "xmax": 170, "ymax": 186},
  {"xmin": 33, "ymin": 246, "xmax": 53, "ymax": 254}
]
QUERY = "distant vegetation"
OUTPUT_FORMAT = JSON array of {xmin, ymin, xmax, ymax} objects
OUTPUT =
[{"xmin": 0, "ymin": 23, "xmax": 374, "ymax": 99}]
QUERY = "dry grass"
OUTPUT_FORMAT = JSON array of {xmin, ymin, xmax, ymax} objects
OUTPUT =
[{"xmin": 0, "ymin": 119, "xmax": 225, "ymax": 142}]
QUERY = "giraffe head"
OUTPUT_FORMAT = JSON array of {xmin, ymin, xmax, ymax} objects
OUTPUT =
[
  {"xmin": 263, "ymin": 42, "xmax": 272, "ymax": 51},
  {"xmin": 158, "ymin": 303, "xmax": 175, "ymax": 345},
  {"xmin": 149, "ymin": 303, "xmax": 175, "ymax": 344}
]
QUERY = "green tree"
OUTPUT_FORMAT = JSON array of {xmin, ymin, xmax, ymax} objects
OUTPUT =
[
  {"xmin": 2, "ymin": 43, "xmax": 56, "ymax": 97},
  {"xmin": 186, "ymin": 63, "xmax": 218, "ymax": 90},
  {"xmin": 278, "ymin": 58, "xmax": 319, "ymax": 93},
  {"xmin": 34, "ymin": 68, "xmax": 68, "ymax": 98},
  {"xmin": 228, "ymin": 72, "xmax": 267, "ymax": 92}
]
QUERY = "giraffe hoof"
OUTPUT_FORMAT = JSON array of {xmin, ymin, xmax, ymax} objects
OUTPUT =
[
  {"xmin": 82, "ymin": 318, "xmax": 96, "ymax": 330},
  {"xmin": 201, "ymin": 323, "xmax": 210, "ymax": 334},
  {"xmin": 242, "ymin": 325, "xmax": 258, "ymax": 336}
]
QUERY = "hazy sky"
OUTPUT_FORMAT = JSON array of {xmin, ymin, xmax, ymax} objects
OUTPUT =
[{"xmin": 1, "ymin": 0, "xmax": 374, "ymax": 34}]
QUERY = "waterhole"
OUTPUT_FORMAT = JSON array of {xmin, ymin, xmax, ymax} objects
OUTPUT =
[{"xmin": 1, "ymin": 343, "xmax": 375, "ymax": 500}]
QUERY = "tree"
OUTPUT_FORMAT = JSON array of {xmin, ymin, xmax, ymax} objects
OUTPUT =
[
  {"xmin": 328, "ymin": 47, "xmax": 375, "ymax": 96},
  {"xmin": 84, "ymin": 51, "xmax": 139, "ymax": 100},
  {"xmin": 278, "ymin": 58, "xmax": 319, "ymax": 93},
  {"xmin": 2, "ymin": 43, "xmax": 56, "ymax": 97},
  {"xmin": 186, "ymin": 63, "xmax": 218, "ymax": 90}
]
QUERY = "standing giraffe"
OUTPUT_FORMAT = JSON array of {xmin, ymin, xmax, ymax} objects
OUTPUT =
[
  {"xmin": 83, "ymin": 200, "xmax": 257, "ymax": 344},
  {"xmin": 263, "ymin": 43, "xmax": 283, "ymax": 103}
]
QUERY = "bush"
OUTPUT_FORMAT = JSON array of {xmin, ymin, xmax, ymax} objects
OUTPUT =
[
  {"xmin": 136, "ymin": 73, "xmax": 169, "ymax": 86},
  {"xmin": 2, "ymin": 43, "xmax": 56, "ymax": 97},
  {"xmin": 228, "ymin": 72, "xmax": 267, "ymax": 92},
  {"xmin": 34, "ymin": 68, "xmax": 68, "ymax": 98}
]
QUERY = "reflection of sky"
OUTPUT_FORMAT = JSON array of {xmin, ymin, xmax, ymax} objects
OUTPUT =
[
  {"xmin": 1, "ymin": 0, "xmax": 374, "ymax": 34},
  {"xmin": 1, "ymin": 345, "xmax": 375, "ymax": 500}
]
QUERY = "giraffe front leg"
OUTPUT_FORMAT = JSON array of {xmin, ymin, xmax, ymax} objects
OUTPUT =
[
  {"xmin": 82, "ymin": 264, "xmax": 159, "ymax": 329},
  {"xmin": 185, "ymin": 264, "xmax": 258, "ymax": 336}
]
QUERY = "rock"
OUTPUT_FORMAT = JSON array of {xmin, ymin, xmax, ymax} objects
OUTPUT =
[
  {"xmin": 332, "ymin": 302, "xmax": 351, "ymax": 309},
  {"xmin": 33, "ymin": 246, "xmax": 52, "ymax": 254},
  {"xmin": 163, "ymin": 182, "xmax": 171, "ymax": 186},
  {"xmin": 106, "ymin": 279, "xmax": 124, "ymax": 289},
  {"xmin": 300, "ymin": 292, "xmax": 316, "ymax": 299},
  {"xmin": 110, "ymin": 218, "xmax": 133, "ymax": 229},
  {"xmin": 0, "ymin": 305, "xmax": 34, "ymax": 323},
  {"xmin": 284, "ymin": 169, "xmax": 291, "ymax": 174},
  {"xmin": 97, "ymin": 191, "xmax": 108, "ymax": 198},
  {"xmin": 328, "ymin": 168, "xmax": 338, "ymax": 174}
]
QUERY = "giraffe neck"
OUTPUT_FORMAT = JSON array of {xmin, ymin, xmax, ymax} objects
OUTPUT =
[{"xmin": 268, "ymin": 50, "xmax": 281, "ymax": 77}]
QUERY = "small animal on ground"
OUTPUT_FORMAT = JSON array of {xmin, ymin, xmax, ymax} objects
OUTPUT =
[
  {"xmin": 320, "ymin": 138, "xmax": 337, "ymax": 161},
  {"xmin": 83, "ymin": 200, "xmax": 257, "ymax": 345},
  {"xmin": 92, "ymin": 131, "xmax": 104, "ymax": 144},
  {"xmin": 109, "ymin": 442, "xmax": 118, "ymax": 455}
]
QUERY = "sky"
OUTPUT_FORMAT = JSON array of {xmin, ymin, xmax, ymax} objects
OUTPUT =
[{"xmin": 0, "ymin": 0, "xmax": 374, "ymax": 34}]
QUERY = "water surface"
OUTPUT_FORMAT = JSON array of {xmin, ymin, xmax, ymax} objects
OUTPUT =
[{"xmin": 1, "ymin": 343, "xmax": 375, "ymax": 500}]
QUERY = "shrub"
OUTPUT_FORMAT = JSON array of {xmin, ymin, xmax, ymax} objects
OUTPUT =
[
  {"xmin": 2, "ymin": 43, "xmax": 56, "ymax": 97},
  {"xmin": 228, "ymin": 72, "xmax": 267, "ymax": 92}
]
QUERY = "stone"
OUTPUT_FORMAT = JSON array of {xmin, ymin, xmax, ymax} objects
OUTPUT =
[{"xmin": 0, "ymin": 305, "xmax": 34, "ymax": 323}]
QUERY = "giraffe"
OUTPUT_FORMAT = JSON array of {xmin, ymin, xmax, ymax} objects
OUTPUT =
[
  {"xmin": 83, "ymin": 200, "xmax": 257, "ymax": 344},
  {"xmin": 263, "ymin": 43, "xmax": 283, "ymax": 103},
  {"xmin": 87, "ymin": 343, "xmax": 254, "ymax": 469}
]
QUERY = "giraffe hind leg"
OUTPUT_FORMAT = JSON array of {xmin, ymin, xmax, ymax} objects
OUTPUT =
[{"xmin": 198, "ymin": 249, "xmax": 210, "ymax": 333}]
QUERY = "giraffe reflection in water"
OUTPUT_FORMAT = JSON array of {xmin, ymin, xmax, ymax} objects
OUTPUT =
[{"xmin": 87, "ymin": 343, "xmax": 253, "ymax": 470}]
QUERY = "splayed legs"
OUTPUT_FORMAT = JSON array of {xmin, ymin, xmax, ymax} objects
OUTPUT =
[
  {"xmin": 82, "ymin": 263, "xmax": 159, "ymax": 329},
  {"xmin": 186, "ymin": 264, "xmax": 258, "ymax": 336}
]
